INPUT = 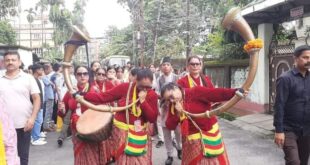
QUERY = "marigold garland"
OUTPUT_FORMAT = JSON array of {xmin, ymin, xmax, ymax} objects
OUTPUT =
[{"xmin": 243, "ymin": 39, "xmax": 263, "ymax": 52}]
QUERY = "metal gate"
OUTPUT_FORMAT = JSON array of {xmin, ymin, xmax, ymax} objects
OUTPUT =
[{"xmin": 269, "ymin": 42, "xmax": 295, "ymax": 113}]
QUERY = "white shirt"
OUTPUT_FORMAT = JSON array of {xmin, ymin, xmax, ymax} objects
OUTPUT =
[{"xmin": 0, "ymin": 70, "xmax": 40, "ymax": 128}]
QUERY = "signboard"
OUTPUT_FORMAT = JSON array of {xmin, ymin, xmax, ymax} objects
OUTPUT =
[{"xmin": 290, "ymin": 6, "xmax": 304, "ymax": 18}]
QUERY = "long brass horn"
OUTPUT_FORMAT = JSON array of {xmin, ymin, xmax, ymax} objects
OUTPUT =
[
  {"xmin": 184, "ymin": 7, "xmax": 261, "ymax": 118},
  {"xmin": 63, "ymin": 25, "xmax": 138, "ymax": 112}
]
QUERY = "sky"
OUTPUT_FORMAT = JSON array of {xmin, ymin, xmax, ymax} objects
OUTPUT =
[{"xmin": 19, "ymin": 0, "xmax": 132, "ymax": 38}]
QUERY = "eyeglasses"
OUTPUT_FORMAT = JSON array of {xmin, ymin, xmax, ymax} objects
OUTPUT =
[
  {"xmin": 76, "ymin": 72, "xmax": 89, "ymax": 76},
  {"xmin": 189, "ymin": 63, "xmax": 201, "ymax": 66},
  {"xmin": 96, "ymin": 73, "xmax": 106, "ymax": 76}
]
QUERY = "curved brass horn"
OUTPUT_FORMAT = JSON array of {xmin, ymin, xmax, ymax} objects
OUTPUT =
[
  {"xmin": 63, "ymin": 25, "xmax": 136, "ymax": 112},
  {"xmin": 63, "ymin": 25, "xmax": 90, "ymax": 95},
  {"xmin": 76, "ymin": 96, "xmax": 140, "ymax": 112},
  {"xmin": 185, "ymin": 7, "xmax": 261, "ymax": 118}
]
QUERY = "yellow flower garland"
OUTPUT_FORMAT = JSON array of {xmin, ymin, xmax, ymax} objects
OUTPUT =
[
  {"xmin": 0, "ymin": 122, "xmax": 7, "ymax": 165},
  {"xmin": 243, "ymin": 39, "xmax": 263, "ymax": 52}
]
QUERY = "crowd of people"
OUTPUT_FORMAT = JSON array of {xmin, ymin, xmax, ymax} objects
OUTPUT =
[{"xmin": 0, "ymin": 45, "xmax": 309, "ymax": 165}]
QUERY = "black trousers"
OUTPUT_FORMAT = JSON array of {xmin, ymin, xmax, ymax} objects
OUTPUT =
[
  {"xmin": 16, "ymin": 128, "xmax": 31, "ymax": 165},
  {"xmin": 283, "ymin": 131, "xmax": 310, "ymax": 165}
]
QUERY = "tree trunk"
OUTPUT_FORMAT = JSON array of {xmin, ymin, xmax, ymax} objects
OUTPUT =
[
  {"xmin": 138, "ymin": 0, "xmax": 145, "ymax": 67},
  {"xmin": 41, "ymin": 11, "xmax": 44, "ymax": 57},
  {"xmin": 151, "ymin": 0, "xmax": 162, "ymax": 64},
  {"xmin": 186, "ymin": 0, "xmax": 191, "ymax": 58}
]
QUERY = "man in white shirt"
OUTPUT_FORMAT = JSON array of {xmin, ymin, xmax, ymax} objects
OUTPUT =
[{"xmin": 0, "ymin": 51, "xmax": 40, "ymax": 165}]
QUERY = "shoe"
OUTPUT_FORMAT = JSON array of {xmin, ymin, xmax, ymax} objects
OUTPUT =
[
  {"xmin": 177, "ymin": 149, "xmax": 182, "ymax": 160},
  {"xmin": 40, "ymin": 132, "xmax": 47, "ymax": 138},
  {"xmin": 156, "ymin": 141, "xmax": 164, "ymax": 148},
  {"xmin": 57, "ymin": 139, "xmax": 63, "ymax": 147},
  {"xmin": 165, "ymin": 156, "xmax": 173, "ymax": 165},
  {"xmin": 32, "ymin": 139, "xmax": 47, "ymax": 146}
]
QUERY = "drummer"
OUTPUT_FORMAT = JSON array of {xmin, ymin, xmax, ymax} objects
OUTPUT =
[
  {"xmin": 58, "ymin": 65, "xmax": 105, "ymax": 165},
  {"xmin": 84, "ymin": 68, "xmax": 158, "ymax": 165}
]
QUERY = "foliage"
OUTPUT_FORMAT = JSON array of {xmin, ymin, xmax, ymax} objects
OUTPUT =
[
  {"xmin": 72, "ymin": 0, "xmax": 88, "ymax": 26},
  {"xmin": 110, "ymin": 0, "xmax": 255, "ymax": 63},
  {"xmin": 101, "ymin": 25, "xmax": 133, "ymax": 58},
  {"xmin": 0, "ymin": 0, "xmax": 18, "ymax": 20},
  {"xmin": 0, "ymin": 21, "xmax": 16, "ymax": 45},
  {"xmin": 273, "ymin": 24, "xmax": 296, "ymax": 42},
  {"xmin": 42, "ymin": 47, "xmax": 63, "ymax": 62}
]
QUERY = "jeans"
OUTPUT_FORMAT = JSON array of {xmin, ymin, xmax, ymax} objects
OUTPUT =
[
  {"xmin": 43, "ymin": 99, "xmax": 54, "ymax": 129},
  {"xmin": 16, "ymin": 128, "xmax": 31, "ymax": 165},
  {"xmin": 31, "ymin": 109, "xmax": 43, "ymax": 141}
]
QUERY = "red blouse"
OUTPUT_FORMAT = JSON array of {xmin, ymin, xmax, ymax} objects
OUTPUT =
[
  {"xmin": 84, "ymin": 82, "xmax": 158, "ymax": 125},
  {"xmin": 90, "ymin": 80, "xmax": 115, "ymax": 93},
  {"xmin": 165, "ymin": 85, "xmax": 236, "ymax": 136},
  {"xmin": 59, "ymin": 84, "xmax": 90, "ymax": 131}
]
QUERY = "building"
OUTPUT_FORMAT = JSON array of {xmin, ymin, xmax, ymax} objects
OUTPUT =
[
  {"xmin": 229, "ymin": 0, "xmax": 310, "ymax": 114},
  {"xmin": 10, "ymin": 14, "xmax": 55, "ymax": 57}
]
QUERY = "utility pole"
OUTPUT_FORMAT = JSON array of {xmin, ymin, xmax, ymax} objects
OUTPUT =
[{"xmin": 186, "ymin": 0, "xmax": 191, "ymax": 58}]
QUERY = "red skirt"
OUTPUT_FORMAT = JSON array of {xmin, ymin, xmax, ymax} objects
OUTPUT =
[
  {"xmin": 72, "ymin": 130, "xmax": 111, "ymax": 165},
  {"xmin": 111, "ymin": 126, "xmax": 152, "ymax": 165},
  {"xmin": 182, "ymin": 135, "xmax": 229, "ymax": 165}
]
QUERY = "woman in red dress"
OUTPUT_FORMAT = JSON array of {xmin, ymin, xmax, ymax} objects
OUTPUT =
[
  {"xmin": 163, "ymin": 82, "xmax": 244, "ymax": 165},
  {"xmin": 84, "ymin": 68, "xmax": 158, "ymax": 165},
  {"xmin": 107, "ymin": 66, "xmax": 121, "ymax": 86},
  {"xmin": 91, "ymin": 67, "xmax": 116, "ymax": 164},
  {"xmin": 59, "ymin": 66, "xmax": 106, "ymax": 165},
  {"xmin": 177, "ymin": 55, "xmax": 231, "ymax": 164}
]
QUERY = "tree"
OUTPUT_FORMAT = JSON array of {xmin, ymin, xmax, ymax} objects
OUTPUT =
[
  {"xmin": 36, "ymin": 0, "xmax": 49, "ymax": 56},
  {"xmin": 0, "ymin": 0, "xmax": 18, "ymax": 20},
  {"xmin": 0, "ymin": 20, "xmax": 16, "ymax": 45},
  {"xmin": 25, "ymin": 8, "xmax": 36, "ymax": 48},
  {"xmin": 72, "ymin": 0, "xmax": 88, "ymax": 26}
]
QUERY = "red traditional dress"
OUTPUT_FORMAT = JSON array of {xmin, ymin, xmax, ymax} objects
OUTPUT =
[
  {"xmin": 172, "ymin": 75, "xmax": 234, "ymax": 165},
  {"xmin": 60, "ymin": 84, "xmax": 105, "ymax": 165},
  {"xmin": 84, "ymin": 82, "xmax": 158, "ymax": 165},
  {"xmin": 90, "ymin": 80, "xmax": 115, "ymax": 164}
]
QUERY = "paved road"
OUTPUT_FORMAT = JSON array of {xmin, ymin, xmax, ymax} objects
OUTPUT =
[{"xmin": 29, "ymin": 119, "xmax": 285, "ymax": 165}]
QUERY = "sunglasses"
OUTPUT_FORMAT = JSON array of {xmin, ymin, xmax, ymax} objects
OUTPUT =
[
  {"xmin": 137, "ymin": 85, "xmax": 152, "ymax": 91},
  {"xmin": 189, "ymin": 63, "xmax": 201, "ymax": 66},
  {"xmin": 96, "ymin": 73, "xmax": 106, "ymax": 76},
  {"xmin": 76, "ymin": 72, "xmax": 89, "ymax": 76}
]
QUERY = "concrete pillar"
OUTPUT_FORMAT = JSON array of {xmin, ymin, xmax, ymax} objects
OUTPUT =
[{"xmin": 248, "ymin": 23, "xmax": 273, "ymax": 107}]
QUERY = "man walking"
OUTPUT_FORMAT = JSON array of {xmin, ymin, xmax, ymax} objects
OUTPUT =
[
  {"xmin": 0, "ymin": 51, "xmax": 40, "ymax": 165},
  {"xmin": 155, "ymin": 57, "xmax": 182, "ymax": 165},
  {"xmin": 274, "ymin": 45, "xmax": 310, "ymax": 165},
  {"xmin": 31, "ymin": 64, "xmax": 47, "ymax": 146}
]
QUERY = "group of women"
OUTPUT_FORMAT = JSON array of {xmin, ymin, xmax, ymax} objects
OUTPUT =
[{"xmin": 59, "ymin": 56, "xmax": 245, "ymax": 165}]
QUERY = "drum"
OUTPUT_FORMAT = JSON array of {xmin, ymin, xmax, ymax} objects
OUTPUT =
[{"xmin": 76, "ymin": 109, "xmax": 113, "ymax": 142}]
